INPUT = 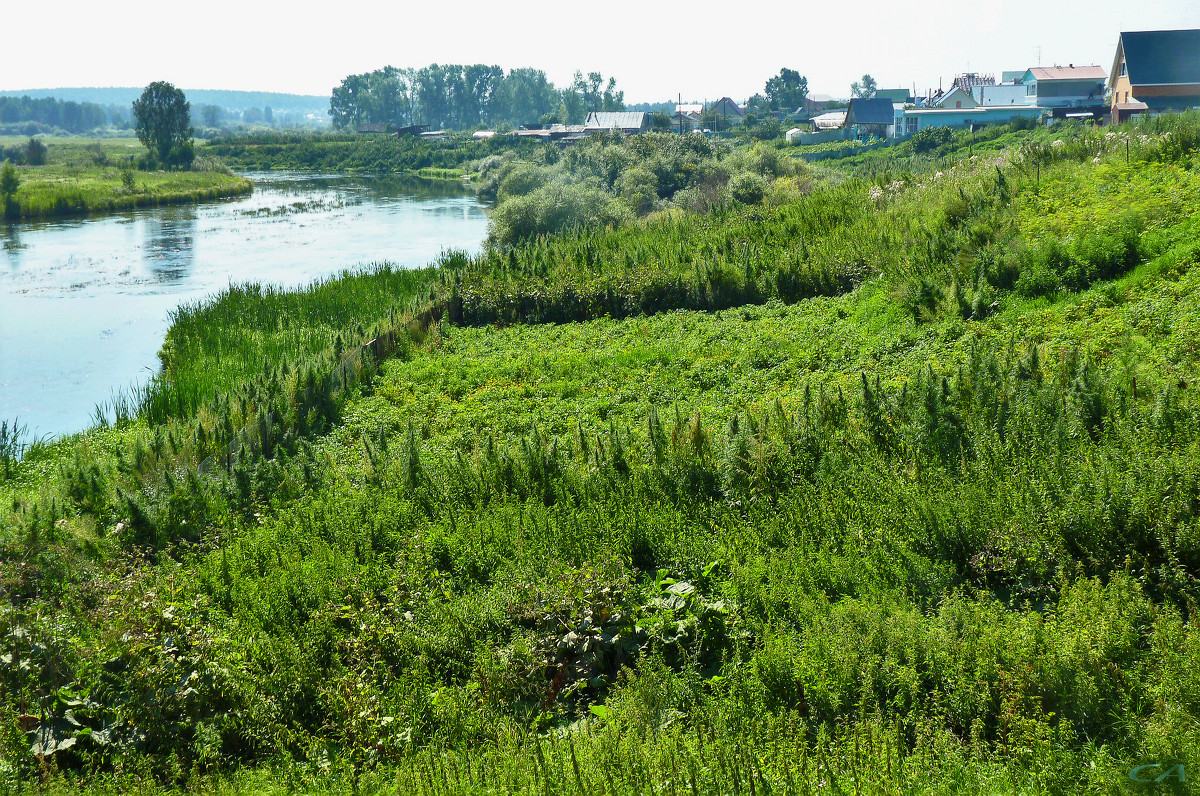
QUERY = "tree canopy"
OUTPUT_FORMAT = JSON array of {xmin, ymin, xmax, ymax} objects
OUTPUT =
[
  {"xmin": 0, "ymin": 95, "xmax": 110, "ymax": 133},
  {"xmin": 329, "ymin": 65, "xmax": 624, "ymax": 130},
  {"xmin": 851, "ymin": 74, "xmax": 878, "ymax": 99},
  {"xmin": 132, "ymin": 82, "xmax": 193, "ymax": 169},
  {"xmin": 764, "ymin": 68, "xmax": 809, "ymax": 113}
]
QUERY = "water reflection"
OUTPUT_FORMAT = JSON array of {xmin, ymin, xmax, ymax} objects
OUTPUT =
[
  {"xmin": 1, "ymin": 224, "xmax": 23, "ymax": 257},
  {"xmin": 0, "ymin": 172, "xmax": 489, "ymax": 438},
  {"xmin": 143, "ymin": 207, "xmax": 197, "ymax": 283}
]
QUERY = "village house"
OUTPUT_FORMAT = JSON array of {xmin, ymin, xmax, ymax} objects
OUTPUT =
[
  {"xmin": 1017, "ymin": 65, "xmax": 1107, "ymax": 118},
  {"xmin": 1110, "ymin": 29, "xmax": 1200, "ymax": 123},
  {"xmin": 971, "ymin": 83, "xmax": 1031, "ymax": 107},
  {"xmin": 673, "ymin": 103, "xmax": 704, "ymax": 131},
  {"xmin": 844, "ymin": 97, "xmax": 895, "ymax": 138},
  {"xmin": 875, "ymin": 88, "xmax": 912, "ymax": 105},
  {"xmin": 584, "ymin": 111, "xmax": 649, "ymax": 134},
  {"xmin": 707, "ymin": 97, "xmax": 745, "ymax": 126},
  {"xmin": 934, "ymin": 85, "xmax": 977, "ymax": 110},
  {"xmin": 952, "ymin": 73, "xmax": 996, "ymax": 91},
  {"xmin": 802, "ymin": 94, "xmax": 840, "ymax": 113}
]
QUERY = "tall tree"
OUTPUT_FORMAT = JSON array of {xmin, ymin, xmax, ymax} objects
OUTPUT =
[
  {"xmin": 490, "ymin": 68, "xmax": 559, "ymax": 126},
  {"xmin": 199, "ymin": 104, "xmax": 223, "ymax": 127},
  {"xmin": 132, "ymin": 82, "xmax": 192, "ymax": 168},
  {"xmin": 330, "ymin": 73, "xmax": 370, "ymax": 128},
  {"xmin": 764, "ymin": 68, "xmax": 809, "ymax": 113},
  {"xmin": 602, "ymin": 77, "xmax": 624, "ymax": 111},
  {"xmin": 851, "ymin": 74, "xmax": 878, "ymax": 99}
]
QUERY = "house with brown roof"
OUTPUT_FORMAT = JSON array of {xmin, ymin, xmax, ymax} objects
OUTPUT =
[
  {"xmin": 1018, "ymin": 65, "xmax": 1107, "ymax": 118},
  {"xmin": 1109, "ymin": 29, "xmax": 1200, "ymax": 123}
]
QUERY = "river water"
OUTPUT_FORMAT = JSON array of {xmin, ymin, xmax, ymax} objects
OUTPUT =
[{"xmin": 0, "ymin": 173, "xmax": 490, "ymax": 439}]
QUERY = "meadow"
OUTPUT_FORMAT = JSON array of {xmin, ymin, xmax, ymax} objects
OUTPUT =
[
  {"xmin": 3, "ymin": 116, "xmax": 1200, "ymax": 794},
  {"xmin": 0, "ymin": 136, "xmax": 252, "ymax": 220}
]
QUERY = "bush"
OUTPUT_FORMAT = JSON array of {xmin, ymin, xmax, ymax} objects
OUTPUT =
[
  {"xmin": 728, "ymin": 171, "xmax": 767, "ymax": 205},
  {"xmin": 910, "ymin": 126, "xmax": 954, "ymax": 153},
  {"xmin": 0, "ymin": 162, "xmax": 18, "ymax": 199},
  {"xmin": 616, "ymin": 165, "xmax": 659, "ymax": 215},
  {"xmin": 166, "ymin": 141, "xmax": 195, "ymax": 171},
  {"xmin": 731, "ymin": 141, "xmax": 792, "ymax": 178},
  {"xmin": 487, "ymin": 181, "xmax": 633, "ymax": 246},
  {"xmin": 25, "ymin": 137, "xmax": 47, "ymax": 166},
  {"xmin": 497, "ymin": 163, "xmax": 557, "ymax": 201}
]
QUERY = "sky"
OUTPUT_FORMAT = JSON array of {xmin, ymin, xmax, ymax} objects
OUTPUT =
[{"xmin": 2, "ymin": 0, "xmax": 1199, "ymax": 103}]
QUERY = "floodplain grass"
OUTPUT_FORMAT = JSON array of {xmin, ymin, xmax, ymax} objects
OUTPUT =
[
  {"xmin": 0, "ymin": 135, "xmax": 252, "ymax": 220},
  {"xmin": 5, "ymin": 115, "xmax": 1200, "ymax": 794}
]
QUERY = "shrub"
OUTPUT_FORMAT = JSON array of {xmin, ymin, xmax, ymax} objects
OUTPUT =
[
  {"xmin": 730, "ymin": 141, "xmax": 793, "ymax": 178},
  {"xmin": 497, "ymin": 163, "xmax": 557, "ymax": 201},
  {"xmin": 910, "ymin": 126, "xmax": 954, "ymax": 153},
  {"xmin": 616, "ymin": 165, "xmax": 659, "ymax": 215},
  {"xmin": 25, "ymin": 137, "xmax": 47, "ymax": 166},
  {"xmin": 0, "ymin": 161, "xmax": 18, "ymax": 199},
  {"xmin": 487, "ymin": 181, "xmax": 632, "ymax": 246},
  {"xmin": 728, "ymin": 171, "xmax": 767, "ymax": 205}
]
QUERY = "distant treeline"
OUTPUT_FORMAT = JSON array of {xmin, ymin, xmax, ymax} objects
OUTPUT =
[
  {"xmin": 0, "ymin": 95, "xmax": 127, "ymax": 133},
  {"xmin": 330, "ymin": 65, "xmax": 625, "ymax": 131},
  {"xmin": 0, "ymin": 87, "xmax": 329, "ymax": 114}
]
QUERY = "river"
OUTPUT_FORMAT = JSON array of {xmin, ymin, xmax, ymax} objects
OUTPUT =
[{"xmin": 0, "ymin": 172, "xmax": 490, "ymax": 440}]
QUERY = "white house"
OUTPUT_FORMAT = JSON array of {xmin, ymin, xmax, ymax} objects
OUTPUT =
[{"xmin": 971, "ymin": 84, "xmax": 1032, "ymax": 106}]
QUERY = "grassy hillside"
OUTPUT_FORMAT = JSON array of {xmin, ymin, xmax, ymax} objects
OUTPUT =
[{"xmin": 3, "ymin": 116, "xmax": 1200, "ymax": 793}]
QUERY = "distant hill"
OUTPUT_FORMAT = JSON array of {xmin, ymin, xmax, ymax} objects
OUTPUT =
[{"xmin": 0, "ymin": 87, "xmax": 330, "ymax": 113}]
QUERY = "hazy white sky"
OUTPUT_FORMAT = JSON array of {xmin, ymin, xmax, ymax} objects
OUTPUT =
[{"xmin": 3, "ymin": 0, "xmax": 1199, "ymax": 102}]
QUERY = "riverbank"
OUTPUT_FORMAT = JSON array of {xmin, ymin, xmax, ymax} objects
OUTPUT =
[
  {"xmin": 5, "ymin": 116, "xmax": 1200, "ymax": 792},
  {"xmin": 0, "ymin": 135, "xmax": 253, "ymax": 221},
  {"xmin": 0, "ymin": 170, "xmax": 489, "ymax": 438}
]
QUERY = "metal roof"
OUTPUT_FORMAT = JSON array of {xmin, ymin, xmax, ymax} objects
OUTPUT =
[
  {"xmin": 845, "ymin": 97, "xmax": 895, "ymax": 125},
  {"xmin": 1117, "ymin": 30, "xmax": 1200, "ymax": 86},
  {"xmin": 812, "ymin": 111, "xmax": 846, "ymax": 129},
  {"xmin": 708, "ymin": 97, "xmax": 744, "ymax": 116},
  {"xmin": 1029, "ymin": 65, "xmax": 1107, "ymax": 81},
  {"xmin": 584, "ymin": 112, "xmax": 647, "ymax": 130}
]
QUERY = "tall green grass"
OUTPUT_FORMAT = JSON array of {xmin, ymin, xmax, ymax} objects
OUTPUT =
[{"xmin": 5, "ymin": 113, "xmax": 1200, "ymax": 792}]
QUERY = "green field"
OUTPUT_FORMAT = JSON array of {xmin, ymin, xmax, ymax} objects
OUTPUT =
[
  {"xmin": 0, "ymin": 136, "xmax": 252, "ymax": 220},
  {"xmin": 3, "ymin": 116, "xmax": 1200, "ymax": 793}
]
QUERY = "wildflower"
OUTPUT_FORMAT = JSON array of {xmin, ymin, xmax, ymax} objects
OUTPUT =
[
  {"xmin": 868, "ymin": 186, "xmax": 884, "ymax": 202},
  {"xmin": 1052, "ymin": 139, "xmax": 1065, "ymax": 148},
  {"xmin": 1093, "ymin": 156, "xmax": 1101, "ymax": 164},
  {"xmin": 934, "ymin": 171, "xmax": 944, "ymax": 180}
]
